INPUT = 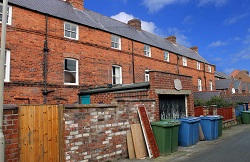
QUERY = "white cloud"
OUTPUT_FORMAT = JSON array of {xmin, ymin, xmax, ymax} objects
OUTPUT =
[
  {"xmin": 224, "ymin": 13, "xmax": 248, "ymax": 25},
  {"xmin": 182, "ymin": 15, "xmax": 193, "ymax": 24},
  {"xmin": 208, "ymin": 41, "xmax": 227, "ymax": 47},
  {"xmin": 142, "ymin": 0, "xmax": 229, "ymax": 13},
  {"xmin": 167, "ymin": 27, "xmax": 191, "ymax": 47},
  {"xmin": 111, "ymin": 12, "xmax": 157, "ymax": 33},
  {"xmin": 198, "ymin": 0, "xmax": 229, "ymax": 7},
  {"xmin": 142, "ymin": 0, "xmax": 189, "ymax": 13}
]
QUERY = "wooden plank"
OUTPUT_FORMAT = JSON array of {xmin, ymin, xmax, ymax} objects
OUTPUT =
[
  {"xmin": 130, "ymin": 124, "xmax": 147, "ymax": 159},
  {"xmin": 138, "ymin": 106, "xmax": 160, "ymax": 158},
  {"xmin": 24, "ymin": 106, "xmax": 29, "ymax": 162},
  {"xmin": 48, "ymin": 105, "xmax": 53, "ymax": 162},
  {"xmin": 34, "ymin": 106, "xmax": 40, "ymax": 162},
  {"xmin": 127, "ymin": 131, "xmax": 135, "ymax": 159},
  {"xmin": 43, "ymin": 105, "xmax": 49, "ymax": 162},
  {"xmin": 38, "ymin": 105, "xmax": 44, "ymax": 162},
  {"xmin": 58, "ymin": 105, "xmax": 64, "ymax": 162},
  {"xmin": 19, "ymin": 106, "xmax": 25, "ymax": 162}
]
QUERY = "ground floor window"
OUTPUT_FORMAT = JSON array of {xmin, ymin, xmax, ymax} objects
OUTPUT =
[{"xmin": 112, "ymin": 65, "xmax": 122, "ymax": 85}]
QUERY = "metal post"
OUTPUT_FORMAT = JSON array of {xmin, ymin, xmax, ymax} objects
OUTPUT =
[{"xmin": 0, "ymin": 0, "xmax": 9, "ymax": 161}]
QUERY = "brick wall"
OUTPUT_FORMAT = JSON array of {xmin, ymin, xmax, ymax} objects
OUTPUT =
[
  {"xmin": 3, "ymin": 105, "xmax": 19, "ymax": 162},
  {"xmin": 4, "ymin": 5, "xmax": 215, "ymax": 105},
  {"xmin": 64, "ymin": 100, "xmax": 156, "ymax": 162}
]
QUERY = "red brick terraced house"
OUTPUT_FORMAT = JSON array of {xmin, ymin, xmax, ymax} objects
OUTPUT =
[{"xmin": 2, "ymin": 0, "xmax": 215, "ymax": 107}]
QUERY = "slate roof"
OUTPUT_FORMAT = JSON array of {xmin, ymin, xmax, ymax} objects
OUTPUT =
[
  {"xmin": 215, "ymin": 71, "xmax": 231, "ymax": 79},
  {"xmin": 9, "ymin": 0, "xmax": 212, "ymax": 65},
  {"xmin": 215, "ymin": 79, "xmax": 231, "ymax": 90},
  {"xmin": 193, "ymin": 91, "xmax": 220, "ymax": 101}
]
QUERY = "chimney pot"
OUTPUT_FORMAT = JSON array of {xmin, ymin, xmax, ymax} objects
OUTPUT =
[
  {"xmin": 166, "ymin": 36, "xmax": 176, "ymax": 44},
  {"xmin": 190, "ymin": 46, "xmax": 198, "ymax": 53},
  {"xmin": 128, "ymin": 19, "xmax": 141, "ymax": 31},
  {"xmin": 65, "ymin": 0, "xmax": 84, "ymax": 10}
]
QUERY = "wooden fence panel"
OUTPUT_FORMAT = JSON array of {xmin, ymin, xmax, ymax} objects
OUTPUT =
[{"xmin": 19, "ymin": 105, "xmax": 60, "ymax": 162}]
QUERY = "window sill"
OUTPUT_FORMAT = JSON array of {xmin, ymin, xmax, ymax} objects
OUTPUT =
[
  {"xmin": 64, "ymin": 83, "xmax": 79, "ymax": 86},
  {"xmin": 64, "ymin": 36, "xmax": 79, "ymax": 41},
  {"xmin": 111, "ymin": 47, "xmax": 121, "ymax": 51}
]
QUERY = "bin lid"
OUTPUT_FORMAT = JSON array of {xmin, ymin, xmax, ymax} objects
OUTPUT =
[
  {"xmin": 200, "ymin": 116, "xmax": 218, "ymax": 120},
  {"xmin": 242, "ymin": 111, "xmax": 250, "ymax": 114},
  {"xmin": 151, "ymin": 120, "xmax": 180, "ymax": 127},
  {"xmin": 179, "ymin": 117, "xmax": 200, "ymax": 123}
]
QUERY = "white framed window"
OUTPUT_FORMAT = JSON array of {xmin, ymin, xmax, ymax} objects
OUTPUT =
[
  {"xmin": 164, "ymin": 51, "xmax": 170, "ymax": 62},
  {"xmin": 3, "ymin": 50, "xmax": 10, "ymax": 82},
  {"xmin": 64, "ymin": 22, "xmax": 79, "ymax": 40},
  {"xmin": 111, "ymin": 35, "xmax": 121, "ymax": 50},
  {"xmin": 208, "ymin": 65, "xmax": 212, "ymax": 73},
  {"xmin": 145, "ymin": 70, "xmax": 149, "ymax": 82},
  {"xmin": 64, "ymin": 58, "xmax": 78, "ymax": 85},
  {"xmin": 209, "ymin": 81, "xmax": 213, "ymax": 91},
  {"xmin": 182, "ymin": 57, "xmax": 187, "ymax": 66},
  {"xmin": 144, "ymin": 45, "xmax": 151, "ymax": 57},
  {"xmin": 0, "ymin": 3, "xmax": 12, "ymax": 25},
  {"xmin": 112, "ymin": 65, "xmax": 122, "ymax": 85},
  {"xmin": 198, "ymin": 79, "xmax": 202, "ymax": 91},
  {"xmin": 197, "ymin": 62, "xmax": 201, "ymax": 70}
]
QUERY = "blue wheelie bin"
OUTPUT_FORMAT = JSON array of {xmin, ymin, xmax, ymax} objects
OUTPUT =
[
  {"xmin": 178, "ymin": 117, "xmax": 200, "ymax": 146},
  {"xmin": 200, "ymin": 116, "xmax": 218, "ymax": 140}
]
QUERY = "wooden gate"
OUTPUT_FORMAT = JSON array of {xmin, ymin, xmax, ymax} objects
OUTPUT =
[{"xmin": 19, "ymin": 105, "xmax": 63, "ymax": 162}]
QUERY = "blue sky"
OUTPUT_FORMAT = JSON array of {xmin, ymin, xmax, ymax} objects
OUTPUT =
[{"xmin": 85, "ymin": 0, "xmax": 250, "ymax": 74}]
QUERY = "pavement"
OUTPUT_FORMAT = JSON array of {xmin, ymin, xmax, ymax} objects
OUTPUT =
[{"xmin": 117, "ymin": 124, "xmax": 250, "ymax": 162}]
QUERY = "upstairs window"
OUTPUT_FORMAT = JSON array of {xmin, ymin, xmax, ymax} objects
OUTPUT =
[
  {"xmin": 209, "ymin": 81, "xmax": 213, "ymax": 91},
  {"xmin": 164, "ymin": 51, "xmax": 170, "ymax": 62},
  {"xmin": 112, "ymin": 65, "xmax": 122, "ymax": 85},
  {"xmin": 64, "ymin": 58, "xmax": 78, "ymax": 85},
  {"xmin": 64, "ymin": 22, "xmax": 79, "ymax": 40},
  {"xmin": 144, "ymin": 45, "xmax": 151, "ymax": 57},
  {"xmin": 198, "ymin": 79, "xmax": 202, "ymax": 91},
  {"xmin": 0, "ymin": 3, "xmax": 12, "ymax": 25},
  {"xmin": 111, "ymin": 35, "xmax": 121, "ymax": 50},
  {"xmin": 145, "ymin": 70, "xmax": 150, "ymax": 82},
  {"xmin": 197, "ymin": 62, "xmax": 201, "ymax": 70},
  {"xmin": 208, "ymin": 65, "xmax": 212, "ymax": 73},
  {"xmin": 3, "ymin": 50, "xmax": 10, "ymax": 82},
  {"xmin": 182, "ymin": 57, "xmax": 187, "ymax": 66}
]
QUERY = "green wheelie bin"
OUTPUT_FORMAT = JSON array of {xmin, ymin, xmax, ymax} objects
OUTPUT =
[
  {"xmin": 151, "ymin": 120, "xmax": 180, "ymax": 155},
  {"xmin": 242, "ymin": 111, "xmax": 250, "ymax": 124},
  {"xmin": 217, "ymin": 116, "xmax": 223, "ymax": 137}
]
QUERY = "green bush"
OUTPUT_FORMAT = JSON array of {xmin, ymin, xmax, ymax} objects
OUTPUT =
[{"xmin": 194, "ymin": 96, "xmax": 235, "ymax": 108}]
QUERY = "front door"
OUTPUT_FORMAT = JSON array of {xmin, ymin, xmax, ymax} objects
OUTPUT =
[{"xmin": 159, "ymin": 95, "xmax": 186, "ymax": 119}]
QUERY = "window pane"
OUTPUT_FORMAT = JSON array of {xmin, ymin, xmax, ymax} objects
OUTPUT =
[
  {"xmin": 71, "ymin": 25, "xmax": 77, "ymax": 32},
  {"xmin": 64, "ymin": 71, "xmax": 76, "ymax": 83},
  {"xmin": 65, "ymin": 31, "xmax": 71, "ymax": 37},
  {"xmin": 111, "ymin": 36, "xmax": 115, "ymax": 42},
  {"xmin": 65, "ymin": 23, "xmax": 71, "ymax": 30},
  {"xmin": 0, "ymin": 6, "xmax": 2, "ymax": 13},
  {"xmin": 71, "ymin": 32, "xmax": 76, "ymax": 39},
  {"xmin": 111, "ymin": 42, "xmax": 115, "ymax": 48},
  {"xmin": 65, "ymin": 59, "xmax": 76, "ymax": 71}
]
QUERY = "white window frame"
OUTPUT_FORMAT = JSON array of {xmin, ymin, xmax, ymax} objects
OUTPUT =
[
  {"xmin": 4, "ymin": 50, "xmax": 10, "ymax": 82},
  {"xmin": 164, "ymin": 51, "xmax": 170, "ymax": 62},
  {"xmin": 197, "ymin": 62, "xmax": 201, "ymax": 70},
  {"xmin": 208, "ymin": 65, "xmax": 212, "ymax": 73},
  {"xmin": 64, "ymin": 58, "xmax": 79, "ymax": 85},
  {"xmin": 111, "ymin": 35, "xmax": 121, "ymax": 50},
  {"xmin": 182, "ymin": 57, "xmax": 187, "ymax": 66},
  {"xmin": 144, "ymin": 45, "xmax": 151, "ymax": 57},
  {"xmin": 64, "ymin": 22, "xmax": 79, "ymax": 40},
  {"xmin": 0, "ymin": 3, "xmax": 12, "ymax": 25},
  {"xmin": 145, "ymin": 70, "xmax": 150, "ymax": 82},
  {"xmin": 198, "ymin": 79, "xmax": 202, "ymax": 91},
  {"xmin": 209, "ymin": 81, "xmax": 213, "ymax": 91},
  {"xmin": 112, "ymin": 65, "xmax": 122, "ymax": 85}
]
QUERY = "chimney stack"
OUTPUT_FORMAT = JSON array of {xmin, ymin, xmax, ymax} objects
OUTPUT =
[
  {"xmin": 190, "ymin": 46, "xmax": 198, "ymax": 53},
  {"xmin": 65, "ymin": 0, "xmax": 84, "ymax": 10},
  {"xmin": 128, "ymin": 19, "xmax": 141, "ymax": 31},
  {"xmin": 166, "ymin": 36, "xmax": 176, "ymax": 44}
]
